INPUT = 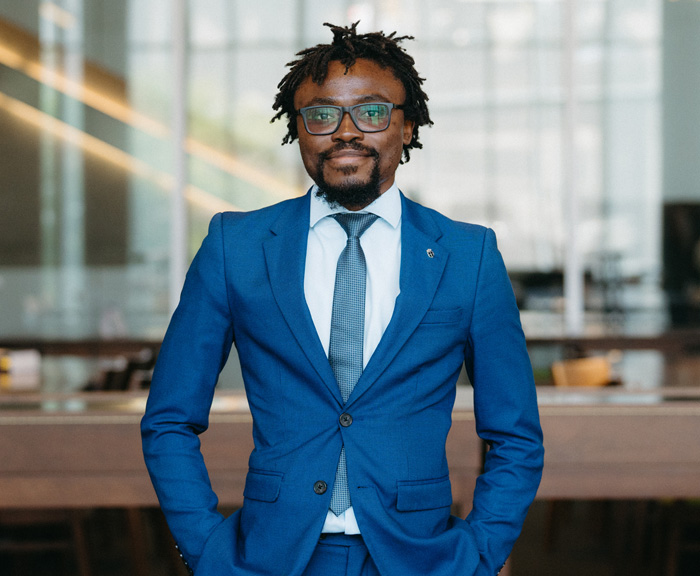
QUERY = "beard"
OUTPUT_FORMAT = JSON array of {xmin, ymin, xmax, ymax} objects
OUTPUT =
[{"xmin": 313, "ymin": 143, "xmax": 382, "ymax": 209}]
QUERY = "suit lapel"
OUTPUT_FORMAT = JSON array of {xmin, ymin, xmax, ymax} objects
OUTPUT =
[
  {"xmin": 262, "ymin": 193, "xmax": 342, "ymax": 405},
  {"xmin": 347, "ymin": 194, "xmax": 448, "ymax": 407}
]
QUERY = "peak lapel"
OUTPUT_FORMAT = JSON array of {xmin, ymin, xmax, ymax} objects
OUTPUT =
[
  {"xmin": 262, "ymin": 194, "xmax": 342, "ymax": 405},
  {"xmin": 346, "ymin": 195, "xmax": 448, "ymax": 407}
]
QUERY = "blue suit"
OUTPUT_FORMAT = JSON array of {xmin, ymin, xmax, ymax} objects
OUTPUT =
[{"xmin": 141, "ymin": 191, "xmax": 544, "ymax": 576}]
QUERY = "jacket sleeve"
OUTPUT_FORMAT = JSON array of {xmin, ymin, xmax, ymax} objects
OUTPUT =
[
  {"xmin": 141, "ymin": 213, "xmax": 234, "ymax": 571},
  {"xmin": 464, "ymin": 228, "xmax": 544, "ymax": 575}
]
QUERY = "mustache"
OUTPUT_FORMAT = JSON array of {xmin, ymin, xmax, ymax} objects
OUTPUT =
[{"xmin": 319, "ymin": 142, "xmax": 379, "ymax": 161}]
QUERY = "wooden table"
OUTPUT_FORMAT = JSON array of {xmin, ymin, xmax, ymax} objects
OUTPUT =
[
  {"xmin": 0, "ymin": 390, "xmax": 482, "ymax": 575},
  {"xmin": 536, "ymin": 387, "xmax": 700, "ymax": 499},
  {"xmin": 4, "ymin": 386, "xmax": 700, "ymax": 576},
  {"xmin": 4, "ymin": 386, "xmax": 700, "ymax": 507},
  {"xmin": 0, "ymin": 390, "xmax": 482, "ymax": 510}
]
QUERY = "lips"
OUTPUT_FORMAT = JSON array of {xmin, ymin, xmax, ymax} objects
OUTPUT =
[
  {"xmin": 321, "ymin": 144, "xmax": 378, "ymax": 164},
  {"xmin": 327, "ymin": 149, "xmax": 370, "ymax": 158},
  {"xmin": 326, "ymin": 152, "xmax": 371, "ymax": 167}
]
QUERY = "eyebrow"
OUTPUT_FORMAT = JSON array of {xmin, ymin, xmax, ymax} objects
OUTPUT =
[{"xmin": 306, "ymin": 94, "xmax": 390, "ymax": 106}]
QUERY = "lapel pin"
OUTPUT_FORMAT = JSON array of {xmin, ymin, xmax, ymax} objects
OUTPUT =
[{"xmin": 426, "ymin": 249, "xmax": 434, "ymax": 258}]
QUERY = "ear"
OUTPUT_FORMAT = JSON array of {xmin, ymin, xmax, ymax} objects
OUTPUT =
[{"xmin": 402, "ymin": 119, "xmax": 415, "ymax": 146}]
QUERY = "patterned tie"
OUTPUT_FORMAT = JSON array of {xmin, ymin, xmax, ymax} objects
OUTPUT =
[{"xmin": 328, "ymin": 212, "xmax": 378, "ymax": 516}]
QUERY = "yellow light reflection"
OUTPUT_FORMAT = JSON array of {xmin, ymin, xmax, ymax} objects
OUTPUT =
[
  {"xmin": 0, "ymin": 41, "xmax": 168, "ymax": 138},
  {"xmin": 0, "ymin": 26, "xmax": 302, "ymax": 201},
  {"xmin": 0, "ymin": 91, "xmax": 240, "ymax": 216}
]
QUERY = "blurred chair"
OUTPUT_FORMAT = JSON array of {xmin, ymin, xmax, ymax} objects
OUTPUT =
[
  {"xmin": 83, "ymin": 348, "xmax": 155, "ymax": 391},
  {"xmin": 551, "ymin": 355, "xmax": 613, "ymax": 387}
]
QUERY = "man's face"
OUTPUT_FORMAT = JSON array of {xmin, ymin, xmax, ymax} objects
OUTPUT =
[{"xmin": 293, "ymin": 58, "xmax": 415, "ymax": 210}]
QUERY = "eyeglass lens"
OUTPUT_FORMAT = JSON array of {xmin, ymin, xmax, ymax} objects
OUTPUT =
[{"xmin": 303, "ymin": 103, "xmax": 391, "ymax": 134}]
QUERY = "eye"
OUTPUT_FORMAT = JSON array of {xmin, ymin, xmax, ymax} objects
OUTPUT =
[
  {"xmin": 308, "ymin": 107, "xmax": 337, "ymax": 122},
  {"xmin": 356, "ymin": 104, "xmax": 389, "ymax": 125}
]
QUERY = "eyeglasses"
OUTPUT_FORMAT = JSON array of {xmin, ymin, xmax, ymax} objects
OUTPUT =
[{"xmin": 297, "ymin": 102, "xmax": 405, "ymax": 135}]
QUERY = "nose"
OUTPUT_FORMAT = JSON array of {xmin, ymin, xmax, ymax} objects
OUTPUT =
[{"xmin": 332, "ymin": 110, "xmax": 364, "ymax": 142}]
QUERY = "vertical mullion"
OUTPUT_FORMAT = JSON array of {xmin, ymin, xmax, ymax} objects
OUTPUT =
[
  {"xmin": 170, "ymin": 0, "xmax": 188, "ymax": 313},
  {"xmin": 562, "ymin": 0, "xmax": 584, "ymax": 335}
]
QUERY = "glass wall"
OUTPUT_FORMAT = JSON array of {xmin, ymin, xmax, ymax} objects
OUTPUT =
[{"xmin": 0, "ymin": 0, "xmax": 695, "ymax": 341}]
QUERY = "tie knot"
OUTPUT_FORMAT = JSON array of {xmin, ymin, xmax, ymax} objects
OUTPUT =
[{"xmin": 332, "ymin": 212, "xmax": 379, "ymax": 239}]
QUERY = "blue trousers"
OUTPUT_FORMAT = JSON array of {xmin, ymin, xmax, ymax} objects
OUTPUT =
[{"xmin": 302, "ymin": 534, "xmax": 380, "ymax": 576}]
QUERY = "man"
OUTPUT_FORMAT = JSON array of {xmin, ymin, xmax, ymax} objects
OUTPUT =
[{"xmin": 142, "ymin": 22, "xmax": 544, "ymax": 576}]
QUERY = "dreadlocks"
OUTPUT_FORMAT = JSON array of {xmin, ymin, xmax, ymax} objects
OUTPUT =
[{"xmin": 271, "ymin": 21, "xmax": 432, "ymax": 163}]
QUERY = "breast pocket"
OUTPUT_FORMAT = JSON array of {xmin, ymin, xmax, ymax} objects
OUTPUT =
[
  {"xmin": 396, "ymin": 475, "xmax": 453, "ymax": 512},
  {"xmin": 419, "ymin": 308, "xmax": 463, "ymax": 325}
]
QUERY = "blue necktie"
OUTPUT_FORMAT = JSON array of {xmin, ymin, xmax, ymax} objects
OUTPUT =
[{"xmin": 328, "ymin": 212, "xmax": 378, "ymax": 516}]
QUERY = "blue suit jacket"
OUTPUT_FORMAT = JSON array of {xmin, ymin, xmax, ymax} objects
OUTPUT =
[{"xmin": 141, "ymin": 192, "xmax": 544, "ymax": 576}]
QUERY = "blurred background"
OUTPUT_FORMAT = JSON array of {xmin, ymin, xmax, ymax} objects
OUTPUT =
[
  {"xmin": 4, "ymin": 0, "xmax": 700, "ymax": 345},
  {"xmin": 1, "ymin": 1, "xmax": 699, "ymax": 575}
]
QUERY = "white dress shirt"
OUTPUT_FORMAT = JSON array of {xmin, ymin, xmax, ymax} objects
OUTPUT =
[{"xmin": 304, "ymin": 183, "xmax": 402, "ymax": 534}]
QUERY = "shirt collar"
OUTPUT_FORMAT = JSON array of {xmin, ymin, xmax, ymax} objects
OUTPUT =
[{"xmin": 309, "ymin": 183, "xmax": 402, "ymax": 229}]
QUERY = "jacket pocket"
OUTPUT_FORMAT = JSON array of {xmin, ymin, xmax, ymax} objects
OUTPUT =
[
  {"xmin": 243, "ymin": 469, "xmax": 283, "ymax": 502},
  {"xmin": 396, "ymin": 475, "xmax": 453, "ymax": 511},
  {"xmin": 419, "ymin": 308, "xmax": 462, "ymax": 325}
]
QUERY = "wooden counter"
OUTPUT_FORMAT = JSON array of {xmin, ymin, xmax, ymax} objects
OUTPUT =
[
  {"xmin": 537, "ymin": 387, "xmax": 700, "ymax": 499},
  {"xmin": 0, "ymin": 390, "xmax": 481, "ymax": 511},
  {"xmin": 2, "ymin": 387, "xmax": 700, "ymax": 510}
]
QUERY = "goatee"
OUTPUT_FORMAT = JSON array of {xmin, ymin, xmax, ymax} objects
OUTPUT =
[{"xmin": 314, "ymin": 144, "xmax": 382, "ymax": 209}]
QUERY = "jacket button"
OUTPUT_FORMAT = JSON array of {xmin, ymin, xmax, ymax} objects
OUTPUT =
[
  {"xmin": 339, "ymin": 413, "xmax": 353, "ymax": 427},
  {"xmin": 314, "ymin": 480, "xmax": 327, "ymax": 495}
]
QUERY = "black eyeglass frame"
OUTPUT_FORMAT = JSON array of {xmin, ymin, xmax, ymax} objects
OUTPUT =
[{"xmin": 296, "ymin": 102, "xmax": 406, "ymax": 135}]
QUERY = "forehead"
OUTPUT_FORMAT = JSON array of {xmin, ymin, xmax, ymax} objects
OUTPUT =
[{"xmin": 294, "ymin": 58, "xmax": 406, "ymax": 108}]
